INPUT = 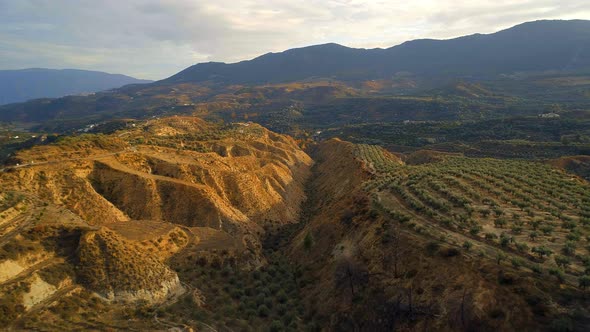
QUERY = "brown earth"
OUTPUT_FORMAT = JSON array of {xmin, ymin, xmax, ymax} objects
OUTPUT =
[
  {"xmin": 1, "ymin": 119, "xmax": 588, "ymax": 331},
  {"xmin": 288, "ymin": 139, "xmax": 588, "ymax": 331},
  {"xmin": 0, "ymin": 116, "xmax": 312, "ymax": 329}
]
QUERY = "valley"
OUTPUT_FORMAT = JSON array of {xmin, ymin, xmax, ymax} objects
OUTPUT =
[{"xmin": 0, "ymin": 116, "xmax": 589, "ymax": 331}]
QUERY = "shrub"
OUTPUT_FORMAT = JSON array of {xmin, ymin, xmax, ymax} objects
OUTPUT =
[
  {"xmin": 540, "ymin": 225, "xmax": 554, "ymax": 235},
  {"xmin": 579, "ymin": 276, "xmax": 590, "ymax": 290},
  {"xmin": 462, "ymin": 241, "xmax": 473, "ymax": 251},
  {"xmin": 566, "ymin": 232, "xmax": 581, "ymax": 242},
  {"xmin": 561, "ymin": 241, "xmax": 576, "ymax": 256},
  {"xmin": 511, "ymin": 258, "xmax": 524, "ymax": 269},
  {"xmin": 269, "ymin": 320, "xmax": 283, "ymax": 332},
  {"xmin": 303, "ymin": 232, "xmax": 314, "ymax": 251},
  {"xmin": 480, "ymin": 208, "xmax": 491, "ymax": 218},
  {"xmin": 532, "ymin": 246, "xmax": 553, "ymax": 259},
  {"xmin": 494, "ymin": 217, "xmax": 507, "ymax": 228},
  {"xmin": 485, "ymin": 233, "xmax": 498, "ymax": 241},
  {"xmin": 528, "ymin": 231, "xmax": 538, "ymax": 241},
  {"xmin": 531, "ymin": 264, "xmax": 543, "ymax": 275},
  {"xmin": 549, "ymin": 268, "xmax": 565, "ymax": 283},
  {"xmin": 511, "ymin": 225, "xmax": 523, "ymax": 235},
  {"xmin": 516, "ymin": 242, "xmax": 529, "ymax": 253},
  {"xmin": 257, "ymin": 304, "xmax": 270, "ymax": 317},
  {"xmin": 469, "ymin": 226, "xmax": 482, "ymax": 236},
  {"xmin": 554, "ymin": 256, "xmax": 571, "ymax": 270},
  {"xmin": 500, "ymin": 234, "xmax": 511, "ymax": 248}
]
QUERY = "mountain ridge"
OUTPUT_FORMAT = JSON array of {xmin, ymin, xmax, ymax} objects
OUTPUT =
[
  {"xmin": 0, "ymin": 68, "xmax": 152, "ymax": 105},
  {"xmin": 165, "ymin": 19, "xmax": 590, "ymax": 84}
]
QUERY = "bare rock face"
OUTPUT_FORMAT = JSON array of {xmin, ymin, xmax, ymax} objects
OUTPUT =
[
  {"xmin": 3, "ymin": 117, "xmax": 312, "ymax": 235},
  {"xmin": 76, "ymin": 227, "xmax": 184, "ymax": 303},
  {"xmin": 102, "ymin": 275, "xmax": 185, "ymax": 303},
  {"xmin": 0, "ymin": 116, "xmax": 313, "ymax": 325}
]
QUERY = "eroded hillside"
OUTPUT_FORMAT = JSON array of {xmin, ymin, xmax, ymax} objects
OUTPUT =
[
  {"xmin": 1, "ymin": 120, "xmax": 589, "ymax": 331},
  {"xmin": 0, "ymin": 116, "xmax": 312, "ymax": 330}
]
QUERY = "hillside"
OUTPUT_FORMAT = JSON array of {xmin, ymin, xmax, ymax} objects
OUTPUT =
[
  {"xmin": 0, "ymin": 68, "xmax": 151, "ymax": 105},
  {"xmin": 0, "ymin": 116, "xmax": 312, "ymax": 330},
  {"xmin": 285, "ymin": 140, "xmax": 590, "ymax": 331},
  {"xmin": 0, "ymin": 120, "xmax": 589, "ymax": 330}
]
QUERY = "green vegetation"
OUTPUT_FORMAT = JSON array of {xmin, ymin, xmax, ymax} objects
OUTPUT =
[
  {"xmin": 359, "ymin": 144, "xmax": 590, "ymax": 283},
  {"xmin": 164, "ymin": 225, "xmax": 314, "ymax": 332}
]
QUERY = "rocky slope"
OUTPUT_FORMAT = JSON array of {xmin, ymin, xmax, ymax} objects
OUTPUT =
[
  {"xmin": 77, "ymin": 227, "xmax": 184, "ymax": 303},
  {"xmin": 0, "ymin": 116, "xmax": 312, "ymax": 329}
]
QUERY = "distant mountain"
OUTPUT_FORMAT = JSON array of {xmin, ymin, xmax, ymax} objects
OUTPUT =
[
  {"xmin": 165, "ymin": 20, "xmax": 590, "ymax": 84},
  {"xmin": 0, "ymin": 68, "xmax": 152, "ymax": 105},
  {"xmin": 1, "ymin": 19, "xmax": 590, "ymax": 130}
]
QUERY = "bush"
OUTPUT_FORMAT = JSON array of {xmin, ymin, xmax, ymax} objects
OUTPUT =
[
  {"xmin": 485, "ymin": 233, "xmax": 498, "ymax": 241},
  {"xmin": 554, "ymin": 256, "xmax": 571, "ymax": 270},
  {"xmin": 511, "ymin": 225, "xmax": 523, "ymax": 234},
  {"xmin": 303, "ymin": 232, "xmax": 314, "ymax": 251},
  {"xmin": 579, "ymin": 276, "xmax": 590, "ymax": 289},
  {"xmin": 532, "ymin": 246, "xmax": 553, "ymax": 259},
  {"xmin": 257, "ymin": 304, "xmax": 270, "ymax": 317},
  {"xmin": 496, "ymin": 252, "xmax": 507, "ymax": 265},
  {"xmin": 500, "ymin": 235, "xmax": 511, "ymax": 247},
  {"xmin": 549, "ymin": 268, "xmax": 565, "ymax": 283},
  {"xmin": 531, "ymin": 264, "xmax": 543, "ymax": 275},
  {"xmin": 494, "ymin": 217, "xmax": 507, "ymax": 228},
  {"xmin": 462, "ymin": 241, "xmax": 473, "ymax": 251},
  {"xmin": 540, "ymin": 225, "xmax": 554, "ymax": 235},
  {"xmin": 511, "ymin": 258, "xmax": 524, "ymax": 269},
  {"xmin": 516, "ymin": 242, "xmax": 529, "ymax": 253},
  {"xmin": 269, "ymin": 320, "xmax": 283, "ymax": 332},
  {"xmin": 276, "ymin": 289, "xmax": 288, "ymax": 304},
  {"xmin": 469, "ymin": 226, "xmax": 482, "ymax": 236},
  {"xmin": 561, "ymin": 241, "xmax": 576, "ymax": 256}
]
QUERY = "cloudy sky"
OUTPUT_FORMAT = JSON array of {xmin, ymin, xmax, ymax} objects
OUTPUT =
[{"xmin": 1, "ymin": 0, "xmax": 589, "ymax": 80}]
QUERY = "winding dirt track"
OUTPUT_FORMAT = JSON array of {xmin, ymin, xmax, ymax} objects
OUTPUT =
[{"xmin": 0, "ymin": 148, "xmax": 137, "ymax": 172}]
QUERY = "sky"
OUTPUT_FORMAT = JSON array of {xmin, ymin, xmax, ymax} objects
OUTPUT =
[{"xmin": 1, "ymin": 0, "xmax": 589, "ymax": 80}]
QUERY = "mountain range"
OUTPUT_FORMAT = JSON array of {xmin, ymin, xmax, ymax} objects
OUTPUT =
[
  {"xmin": 165, "ymin": 20, "xmax": 590, "ymax": 84},
  {"xmin": 0, "ymin": 68, "xmax": 151, "ymax": 105},
  {"xmin": 1, "ymin": 19, "xmax": 590, "ymax": 130}
]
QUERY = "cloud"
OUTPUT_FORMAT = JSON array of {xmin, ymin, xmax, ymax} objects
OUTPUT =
[{"xmin": 0, "ymin": 0, "xmax": 589, "ymax": 79}]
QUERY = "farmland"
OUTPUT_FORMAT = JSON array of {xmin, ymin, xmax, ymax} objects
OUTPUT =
[{"xmin": 356, "ymin": 144, "xmax": 590, "ymax": 286}]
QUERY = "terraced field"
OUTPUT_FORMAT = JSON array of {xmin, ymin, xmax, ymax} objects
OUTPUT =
[{"xmin": 356, "ymin": 144, "xmax": 590, "ymax": 287}]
